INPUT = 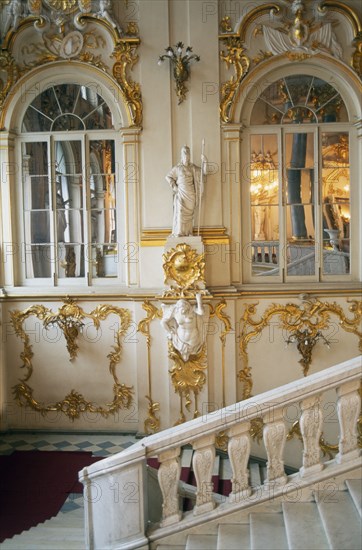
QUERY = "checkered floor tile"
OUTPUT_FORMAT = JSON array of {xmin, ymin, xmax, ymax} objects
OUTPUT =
[{"xmin": 0, "ymin": 432, "xmax": 140, "ymax": 456}]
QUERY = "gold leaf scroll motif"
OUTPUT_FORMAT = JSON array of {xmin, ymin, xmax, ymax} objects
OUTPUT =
[
  {"xmin": 137, "ymin": 301, "xmax": 162, "ymax": 434},
  {"xmin": 209, "ymin": 299, "xmax": 233, "ymax": 452},
  {"xmin": 169, "ymin": 344, "xmax": 207, "ymax": 425},
  {"xmin": 219, "ymin": 37, "xmax": 250, "ymax": 123},
  {"xmin": 10, "ymin": 300, "xmax": 134, "ymax": 420},
  {"xmin": 0, "ymin": 51, "xmax": 19, "ymax": 111},
  {"xmin": 238, "ymin": 298, "xmax": 362, "ymax": 400},
  {"xmin": 112, "ymin": 41, "xmax": 142, "ymax": 127},
  {"xmin": 162, "ymin": 243, "xmax": 205, "ymax": 298}
]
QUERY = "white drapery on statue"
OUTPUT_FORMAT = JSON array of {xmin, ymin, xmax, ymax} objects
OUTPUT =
[{"xmin": 166, "ymin": 145, "xmax": 206, "ymax": 237}]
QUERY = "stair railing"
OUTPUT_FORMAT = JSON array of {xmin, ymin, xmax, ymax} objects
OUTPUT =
[{"xmin": 79, "ymin": 357, "xmax": 361, "ymax": 550}]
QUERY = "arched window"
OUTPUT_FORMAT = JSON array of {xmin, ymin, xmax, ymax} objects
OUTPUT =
[
  {"xmin": 243, "ymin": 74, "xmax": 354, "ymax": 282},
  {"xmin": 18, "ymin": 84, "xmax": 122, "ymax": 285}
]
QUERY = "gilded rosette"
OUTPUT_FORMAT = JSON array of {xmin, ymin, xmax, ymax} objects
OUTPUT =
[{"xmin": 162, "ymin": 243, "xmax": 205, "ymax": 298}]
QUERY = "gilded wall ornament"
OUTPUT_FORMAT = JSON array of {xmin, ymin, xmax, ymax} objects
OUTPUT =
[
  {"xmin": 10, "ymin": 299, "xmax": 134, "ymax": 420},
  {"xmin": 0, "ymin": 51, "xmax": 19, "ymax": 110},
  {"xmin": 218, "ymin": 1, "xmax": 361, "ymax": 122},
  {"xmin": 219, "ymin": 37, "xmax": 250, "ymax": 123},
  {"xmin": 158, "ymin": 42, "xmax": 200, "ymax": 105},
  {"xmin": 169, "ymin": 343, "xmax": 207, "ymax": 425},
  {"xmin": 137, "ymin": 301, "xmax": 162, "ymax": 434},
  {"xmin": 261, "ymin": 1, "xmax": 343, "ymax": 59},
  {"xmin": 209, "ymin": 299, "xmax": 232, "ymax": 408},
  {"xmin": 0, "ymin": 0, "xmax": 143, "ymax": 128},
  {"xmin": 112, "ymin": 41, "xmax": 143, "ymax": 126},
  {"xmin": 351, "ymin": 32, "xmax": 362, "ymax": 77},
  {"xmin": 43, "ymin": 0, "xmax": 78, "ymax": 12},
  {"xmin": 238, "ymin": 297, "xmax": 362, "ymax": 400},
  {"xmin": 162, "ymin": 243, "xmax": 205, "ymax": 298}
]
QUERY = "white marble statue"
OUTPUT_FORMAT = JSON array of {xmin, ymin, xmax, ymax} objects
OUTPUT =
[
  {"xmin": 166, "ymin": 145, "xmax": 207, "ymax": 237},
  {"xmin": 97, "ymin": 0, "xmax": 122, "ymax": 34},
  {"xmin": 4, "ymin": 0, "xmax": 24, "ymax": 34},
  {"xmin": 161, "ymin": 293, "xmax": 205, "ymax": 361}
]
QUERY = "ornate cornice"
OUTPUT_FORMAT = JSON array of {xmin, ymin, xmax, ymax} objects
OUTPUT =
[
  {"xmin": 0, "ymin": 0, "xmax": 142, "ymax": 127},
  {"xmin": 219, "ymin": 1, "xmax": 362, "ymax": 123}
]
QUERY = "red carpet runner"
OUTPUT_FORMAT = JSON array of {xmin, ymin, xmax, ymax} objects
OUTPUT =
[{"xmin": 0, "ymin": 450, "xmax": 102, "ymax": 543}]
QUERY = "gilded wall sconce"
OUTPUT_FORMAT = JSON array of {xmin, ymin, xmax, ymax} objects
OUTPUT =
[
  {"xmin": 285, "ymin": 328, "xmax": 331, "ymax": 376},
  {"xmin": 158, "ymin": 42, "xmax": 200, "ymax": 104}
]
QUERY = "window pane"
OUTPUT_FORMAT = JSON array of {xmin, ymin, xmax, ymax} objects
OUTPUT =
[
  {"xmin": 250, "ymin": 75, "xmax": 348, "ymax": 125},
  {"xmin": 286, "ymin": 241, "xmax": 316, "ymax": 276},
  {"xmin": 91, "ymin": 245, "xmax": 118, "ymax": 278},
  {"xmin": 22, "ymin": 142, "xmax": 52, "ymax": 277},
  {"xmin": 322, "ymin": 132, "xmax": 350, "ymax": 275},
  {"xmin": 25, "ymin": 245, "xmax": 53, "ymax": 278},
  {"xmin": 22, "ymin": 84, "xmax": 114, "ymax": 132},
  {"xmin": 250, "ymin": 135, "xmax": 280, "ymax": 276},
  {"xmin": 285, "ymin": 133, "xmax": 315, "ymax": 241},
  {"xmin": 58, "ymin": 244, "xmax": 85, "ymax": 278},
  {"xmin": 89, "ymin": 140, "xmax": 117, "ymax": 278}
]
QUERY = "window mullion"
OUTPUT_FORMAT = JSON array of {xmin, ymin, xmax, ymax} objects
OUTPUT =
[
  {"xmin": 83, "ymin": 135, "xmax": 91, "ymax": 285},
  {"xmin": 49, "ymin": 135, "xmax": 58, "ymax": 285},
  {"xmin": 279, "ymin": 128, "xmax": 286, "ymax": 282}
]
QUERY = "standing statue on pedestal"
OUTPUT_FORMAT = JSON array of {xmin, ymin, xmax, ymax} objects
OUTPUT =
[
  {"xmin": 166, "ymin": 145, "xmax": 207, "ymax": 237},
  {"xmin": 161, "ymin": 293, "xmax": 205, "ymax": 361}
]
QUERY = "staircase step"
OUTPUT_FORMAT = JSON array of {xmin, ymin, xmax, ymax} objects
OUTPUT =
[
  {"xmin": 346, "ymin": 479, "xmax": 362, "ymax": 518},
  {"xmin": 282, "ymin": 502, "xmax": 329, "ymax": 549},
  {"xmin": 0, "ymin": 539, "xmax": 83, "ymax": 549},
  {"xmin": 250, "ymin": 512, "xmax": 288, "ymax": 550},
  {"xmin": 5, "ymin": 527, "xmax": 84, "ymax": 541},
  {"xmin": 217, "ymin": 523, "xmax": 250, "ymax": 550},
  {"xmin": 316, "ymin": 489, "xmax": 362, "ymax": 549},
  {"xmin": 185, "ymin": 534, "xmax": 218, "ymax": 549}
]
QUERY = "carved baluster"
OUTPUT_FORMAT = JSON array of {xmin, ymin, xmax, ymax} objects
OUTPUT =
[
  {"xmin": 227, "ymin": 422, "xmax": 252, "ymax": 502},
  {"xmin": 336, "ymin": 380, "xmax": 361, "ymax": 464},
  {"xmin": 192, "ymin": 434, "xmax": 216, "ymax": 515},
  {"xmin": 158, "ymin": 447, "xmax": 182, "ymax": 527},
  {"xmin": 263, "ymin": 409, "xmax": 287, "ymax": 486},
  {"xmin": 300, "ymin": 395, "xmax": 323, "ymax": 477}
]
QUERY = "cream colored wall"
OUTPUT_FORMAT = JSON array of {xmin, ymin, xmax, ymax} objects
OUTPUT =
[
  {"xmin": 1, "ymin": 294, "xmax": 360, "ymax": 441},
  {"xmin": 0, "ymin": 1, "xmax": 361, "ymax": 449}
]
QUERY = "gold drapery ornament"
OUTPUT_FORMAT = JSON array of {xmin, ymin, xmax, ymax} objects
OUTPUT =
[
  {"xmin": 112, "ymin": 41, "xmax": 143, "ymax": 127},
  {"xmin": 10, "ymin": 299, "xmax": 134, "ymax": 420},
  {"xmin": 137, "ymin": 301, "xmax": 162, "ymax": 434},
  {"xmin": 162, "ymin": 243, "xmax": 205, "ymax": 298},
  {"xmin": 219, "ymin": 37, "xmax": 250, "ymax": 123},
  {"xmin": 169, "ymin": 344, "xmax": 207, "ymax": 425},
  {"xmin": 238, "ymin": 297, "xmax": 362, "ymax": 400}
]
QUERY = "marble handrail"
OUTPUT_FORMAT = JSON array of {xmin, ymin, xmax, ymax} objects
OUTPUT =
[{"xmin": 79, "ymin": 356, "xmax": 361, "ymax": 549}]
